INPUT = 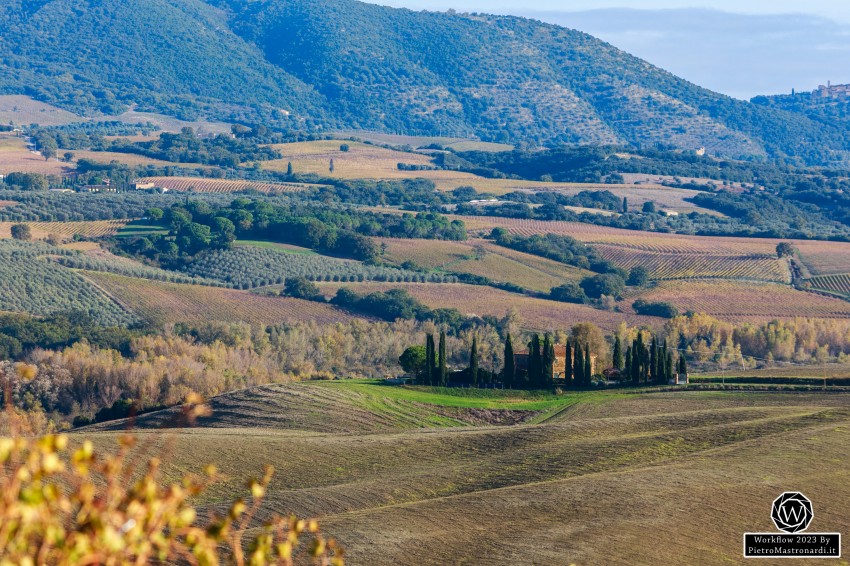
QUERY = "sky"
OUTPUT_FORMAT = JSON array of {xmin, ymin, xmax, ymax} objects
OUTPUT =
[{"xmin": 363, "ymin": 1, "xmax": 850, "ymax": 99}]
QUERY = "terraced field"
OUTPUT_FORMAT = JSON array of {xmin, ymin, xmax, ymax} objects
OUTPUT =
[
  {"xmin": 78, "ymin": 382, "xmax": 850, "ymax": 565},
  {"xmin": 319, "ymin": 281, "xmax": 656, "ymax": 331},
  {"xmin": 85, "ymin": 271, "xmax": 358, "ymax": 326},
  {"xmin": 0, "ymin": 219, "xmax": 128, "ymax": 240},
  {"xmin": 135, "ymin": 176, "xmax": 319, "ymax": 194},
  {"xmin": 630, "ymin": 280, "xmax": 850, "ymax": 322},
  {"xmin": 594, "ymin": 244, "xmax": 790, "ymax": 283}
]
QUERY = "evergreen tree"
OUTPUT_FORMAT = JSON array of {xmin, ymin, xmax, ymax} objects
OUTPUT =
[
  {"xmin": 564, "ymin": 341, "xmax": 573, "ymax": 387},
  {"xmin": 622, "ymin": 197, "xmax": 629, "ymax": 213},
  {"xmin": 503, "ymin": 333, "xmax": 515, "ymax": 388},
  {"xmin": 470, "ymin": 335, "xmax": 479, "ymax": 387},
  {"xmin": 678, "ymin": 354, "xmax": 688, "ymax": 382},
  {"xmin": 630, "ymin": 341, "xmax": 641, "ymax": 386},
  {"xmin": 665, "ymin": 351, "xmax": 674, "ymax": 385},
  {"xmin": 584, "ymin": 343, "xmax": 592, "ymax": 386},
  {"xmin": 286, "ymin": 162, "xmax": 293, "ymax": 176},
  {"xmin": 573, "ymin": 341, "xmax": 584, "ymax": 387},
  {"xmin": 613, "ymin": 336, "xmax": 624, "ymax": 371},
  {"xmin": 542, "ymin": 334, "xmax": 555, "ymax": 388},
  {"xmin": 329, "ymin": 158, "xmax": 335, "ymax": 173},
  {"xmin": 635, "ymin": 333, "xmax": 647, "ymax": 384},
  {"xmin": 650, "ymin": 337, "xmax": 658, "ymax": 384},
  {"xmin": 529, "ymin": 335, "xmax": 542, "ymax": 388},
  {"xmin": 625, "ymin": 347, "xmax": 632, "ymax": 382},
  {"xmin": 438, "ymin": 331, "xmax": 447, "ymax": 386},
  {"xmin": 425, "ymin": 334, "xmax": 435, "ymax": 385}
]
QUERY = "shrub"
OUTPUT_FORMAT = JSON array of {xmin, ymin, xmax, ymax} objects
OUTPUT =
[
  {"xmin": 633, "ymin": 299, "xmax": 680, "ymax": 318},
  {"xmin": 0, "ymin": 429, "xmax": 344, "ymax": 565},
  {"xmin": 550, "ymin": 282, "xmax": 588, "ymax": 304}
]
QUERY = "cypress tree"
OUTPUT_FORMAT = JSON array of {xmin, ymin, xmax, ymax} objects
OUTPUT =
[
  {"xmin": 625, "ymin": 347, "xmax": 632, "ymax": 381},
  {"xmin": 438, "ymin": 331, "xmax": 447, "ymax": 387},
  {"xmin": 503, "ymin": 333, "xmax": 515, "ymax": 388},
  {"xmin": 650, "ymin": 337, "xmax": 658, "ymax": 384},
  {"xmin": 470, "ymin": 335, "xmax": 479, "ymax": 387},
  {"xmin": 613, "ymin": 336, "xmax": 624, "ymax": 371},
  {"xmin": 286, "ymin": 162, "xmax": 293, "ymax": 176},
  {"xmin": 584, "ymin": 343, "xmax": 592, "ymax": 386},
  {"xmin": 678, "ymin": 354, "xmax": 688, "ymax": 382},
  {"xmin": 573, "ymin": 341, "xmax": 584, "ymax": 387},
  {"xmin": 564, "ymin": 341, "xmax": 573, "ymax": 387},
  {"xmin": 529, "ymin": 335, "xmax": 542, "ymax": 388},
  {"xmin": 425, "ymin": 334, "xmax": 435, "ymax": 385},
  {"xmin": 665, "ymin": 351, "xmax": 674, "ymax": 385},
  {"xmin": 630, "ymin": 340, "xmax": 641, "ymax": 386},
  {"xmin": 542, "ymin": 334, "xmax": 555, "ymax": 388},
  {"xmin": 622, "ymin": 197, "xmax": 629, "ymax": 213}
]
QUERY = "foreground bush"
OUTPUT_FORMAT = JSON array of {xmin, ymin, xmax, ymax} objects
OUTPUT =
[{"xmin": 0, "ymin": 424, "xmax": 344, "ymax": 565}]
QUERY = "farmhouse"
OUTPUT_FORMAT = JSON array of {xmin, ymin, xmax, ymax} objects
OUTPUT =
[{"xmin": 514, "ymin": 344, "xmax": 598, "ymax": 379}]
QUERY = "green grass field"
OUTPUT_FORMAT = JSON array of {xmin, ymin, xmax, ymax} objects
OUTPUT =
[{"xmin": 79, "ymin": 381, "xmax": 850, "ymax": 565}]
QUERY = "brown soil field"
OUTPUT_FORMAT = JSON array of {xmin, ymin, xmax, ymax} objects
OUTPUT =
[
  {"xmin": 318, "ymin": 281, "xmax": 657, "ymax": 331},
  {"xmin": 85, "ymin": 271, "xmax": 359, "ymax": 327},
  {"xmin": 0, "ymin": 200, "xmax": 16, "ymax": 208},
  {"xmin": 79, "ymin": 383, "xmax": 850, "ymax": 565}
]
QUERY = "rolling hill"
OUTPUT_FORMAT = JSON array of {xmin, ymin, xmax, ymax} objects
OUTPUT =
[{"xmin": 1, "ymin": 0, "xmax": 848, "ymax": 163}]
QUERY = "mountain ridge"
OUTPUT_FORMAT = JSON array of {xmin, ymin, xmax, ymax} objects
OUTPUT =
[{"xmin": 1, "ymin": 0, "xmax": 848, "ymax": 165}]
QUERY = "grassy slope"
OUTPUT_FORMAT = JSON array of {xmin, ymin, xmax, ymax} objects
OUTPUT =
[{"xmin": 79, "ymin": 382, "xmax": 850, "ymax": 565}]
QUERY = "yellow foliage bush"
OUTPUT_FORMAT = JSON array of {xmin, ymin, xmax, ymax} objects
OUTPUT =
[{"xmin": 0, "ymin": 427, "xmax": 344, "ymax": 565}]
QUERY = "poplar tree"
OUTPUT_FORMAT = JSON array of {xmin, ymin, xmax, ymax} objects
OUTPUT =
[
  {"xmin": 470, "ymin": 335, "xmax": 479, "ymax": 387},
  {"xmin": 613, "ymin": 336, "xmax": 624, "ymax": 371},
  {"xmin": 438, "ymin": 331, "xmax": 447, "ymax": 386},
  {"xmin": 503, "ymin": 333, "xmax": 515, "ymax": 388}
]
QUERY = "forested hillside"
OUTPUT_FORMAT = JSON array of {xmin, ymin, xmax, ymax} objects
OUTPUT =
[{"xmin": 1, "ymin": 0, "xmax": 849, "ymax": 164}]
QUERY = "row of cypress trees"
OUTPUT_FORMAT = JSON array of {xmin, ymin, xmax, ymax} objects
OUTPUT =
[
  {"xmin": 423, "ymin": 331, "xmax": 448, "ymax": 386},
  {"xmin": 612, "ymin": 334, "xmax": 688, "ymax": 386}
]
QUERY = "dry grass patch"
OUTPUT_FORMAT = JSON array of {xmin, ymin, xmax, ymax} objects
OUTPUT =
[
  {"xmin": 0, "ymin": 220, "xmax": 127, "ymax": 240},
  {"xmin": 0, "ymin": 95, "xmax": 81, "ymax": 126},
  {"xmin": 262, "ymin": 140, "xmax": 480, "ymax": 182},
  {"xmin": 0, "ymin": 134, "xmax": 71, "ymax": 175}
]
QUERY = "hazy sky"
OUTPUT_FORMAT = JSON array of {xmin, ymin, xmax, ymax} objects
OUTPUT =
[
  {"xmin": 364, "ymin": 1, "xmax": 850, "ymax": 99},
  {"xmin": 366, "ymin": 1, "xmax": 850, "ymax": 22}
]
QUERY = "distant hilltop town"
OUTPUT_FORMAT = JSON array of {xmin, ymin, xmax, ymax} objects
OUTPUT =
[{"xmin": 813, "ymin": 81, "xmax": 850, "ymax": 100}]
